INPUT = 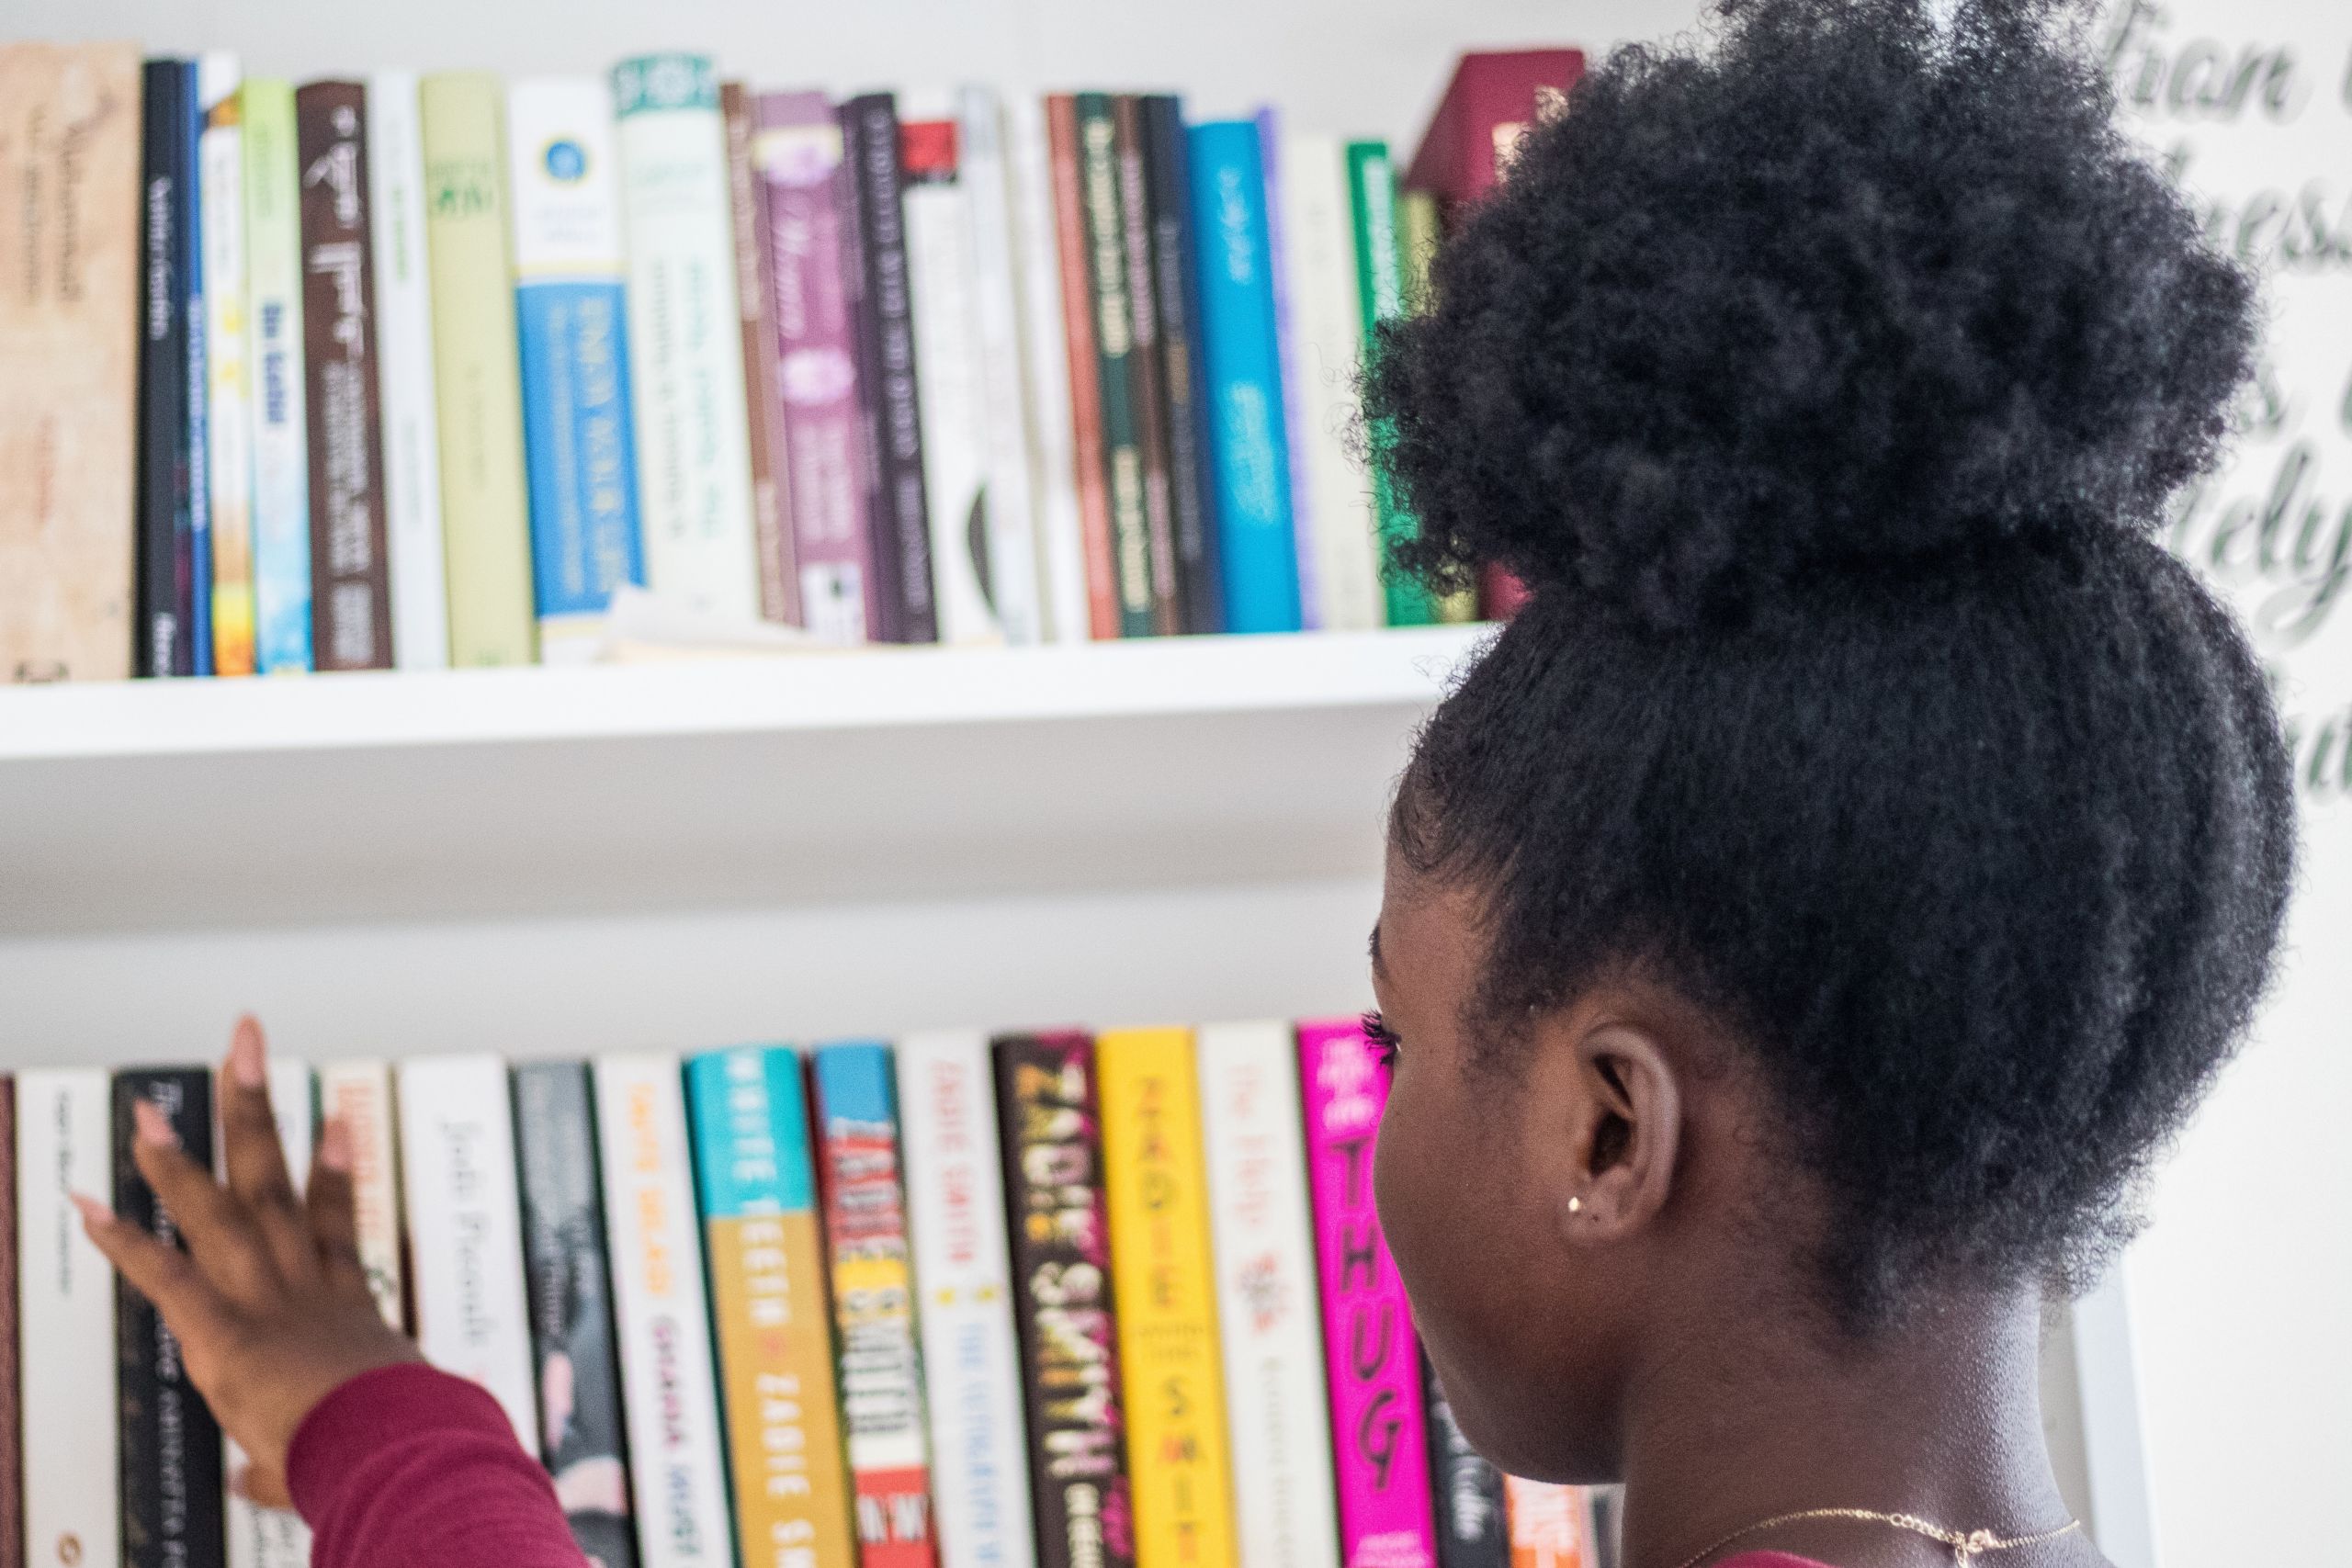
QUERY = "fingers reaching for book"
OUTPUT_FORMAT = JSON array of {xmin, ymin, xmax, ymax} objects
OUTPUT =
[
  {"xmin": 219, "ymin": 1015, "xmax": 316, "ymax": 1280},
  {"xmin": 72, "ymin": 1191, "xmax": 227, "ymax": 1339},
  {"xmin": 129, "ymin": 1096, "xmax": 280, "ymax": 1303},
  {"xmin": 305, "ymin": 1117, "xmax": 374, "ymax": 1297}
]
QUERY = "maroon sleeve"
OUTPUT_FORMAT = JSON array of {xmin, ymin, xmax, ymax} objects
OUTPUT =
[{"xmin": 287, "ymin": 1363, "xmax": 585, "ymax": 1568}]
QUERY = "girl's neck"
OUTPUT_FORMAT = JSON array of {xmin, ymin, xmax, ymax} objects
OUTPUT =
[{"xmin": 1615, "ymin": 1287, "xmax": 2105, "ymax": 1568}]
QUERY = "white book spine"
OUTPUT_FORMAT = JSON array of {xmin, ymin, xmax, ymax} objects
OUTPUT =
[
  {"xmin": 318, "ymin": 1059, "xmax": 406, "ymax": 1329},
  {"xmin": 957, "ymin": 86, "xmax": 1046, "ymax": 649},
  {"xmin": 395, "ymin": 1055, "xmax": 539, "ymax": 1456},
  {"xmin": 1196, "ymin": 1021, "xmax": 1345, "ymax": 1568},
  {"xmin": 198, "ymin": 52, "xmax": 254, "ymax": 668},
  {"xmin": 894, "ymin": 1030, "xmax": 1039, "ymax": 1568},
  {"xmin": 1279, "ymin": 133, "xmax": 1381, "ymax": 633},
  {"xmin": 594, "ymin": 1053, "xmax": 733, "ymax": 1568},
  {"xmin": 367, "ymin": 70, "xmax": 451, "ymax": 671},
  {"xmin": 902, "ymin": 107, "xmax": 1001, "ymax": 648},
  {"xmin": 16, "ymin": 1069, "xmax": 120, "ymax": 1568},
  {"xmin": 1005, "ymin": 95, "xmax": 1089, "ymax": 645},
  {"xmin": 226, "ymin": 1058, "xmax": 316, "ymax": 1568},
  {"xmin": 611, "ymin": 57, "xmax": 762, "ymax": 624}
]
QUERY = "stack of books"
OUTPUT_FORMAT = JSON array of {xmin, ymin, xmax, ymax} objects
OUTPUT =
[
  {"xmin": 4, "ymin": 1021, "xmax": 1619, "ymax": 1568},
  {"xmin": 0, "ymin": 46, "xmax": 1584, "ymax": 684}
]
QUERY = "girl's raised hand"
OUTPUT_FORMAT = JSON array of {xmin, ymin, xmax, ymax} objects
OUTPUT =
[{"xmin": 75, "ymin": 1016, "xmax": 422, "ymax": 1508}]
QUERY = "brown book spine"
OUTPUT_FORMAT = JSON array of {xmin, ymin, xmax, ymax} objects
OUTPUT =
[
  {"xmin": 0, "ymin": 1077, "xmax": 20, "ymax": 1568},
  {"xmin": 1046, "ymin": 96, "xmax": 1118, "ymax": 640},
  {"xmin": 1113, "ymin": 96, "xmax": 1180, "ymax": 636},
  {"xmin": 722, "ymin": 81, "xmax": 800, "ymax": 626},
  {"xmin": 296, "ymin": 81, "xmax": 393, "ymax": 671},
  {"xmin": 0, "ymin": 45, "xmax": 141, "ymax": 682}
]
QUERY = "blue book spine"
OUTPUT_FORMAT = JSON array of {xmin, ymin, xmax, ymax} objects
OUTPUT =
[
  {"xmin": 180, "ymin": 60, "xmax": 214, "ymax": 674},
  {"xmin": 685, "ymin": 1045, "xmax": 820, "ymax": 1218},
  {"xmin": 245, "ymin": 78, "xmax": 314, "ymax": 673},
  {"xmin": 507, "ymin": 79, "xmax": 645, "ymax": 658},
  {"xmin": 1187, "ymin": 121, "xmax": 1302, "ymax": 635}
]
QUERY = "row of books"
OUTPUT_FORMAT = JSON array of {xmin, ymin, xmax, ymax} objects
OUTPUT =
[
  {"xmin": 0, "ymin": 45, "xmax": 1586, "ymax": 684},
  {"xmin": 2, "ymin": 1022, "xmax": 1619, "ymax": 1568}
]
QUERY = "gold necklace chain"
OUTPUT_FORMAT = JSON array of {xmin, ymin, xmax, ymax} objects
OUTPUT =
[{"xmin": 1665, "ymin": 1506, "xmax": 2083, "ymax": 1568}]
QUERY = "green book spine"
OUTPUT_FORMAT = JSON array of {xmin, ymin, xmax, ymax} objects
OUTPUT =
[
  {"xmin": 1396, "ymin": 187, "xmax": 1476, "ymax": 625},
  {"xmin": 1077, "ymin": 93, "xmax": 1158, "ymax": 637},
  {"xmin": 1346, "ymin": 140, "xmax": 1433, "ymax": 627},
  {"xmin": 419, "ymin": 73, "xmax": 537, "ymax": 666}
]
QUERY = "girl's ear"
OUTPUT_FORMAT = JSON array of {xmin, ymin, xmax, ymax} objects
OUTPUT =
[{"xmin": 1524, "ymin": 1011, "xmax": 1683, "ymax": 1246}]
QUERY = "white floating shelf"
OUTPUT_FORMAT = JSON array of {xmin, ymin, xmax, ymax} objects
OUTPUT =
[{"xmin": 0, "ymin": 626, "xmax": 1490, "ymax": 938}]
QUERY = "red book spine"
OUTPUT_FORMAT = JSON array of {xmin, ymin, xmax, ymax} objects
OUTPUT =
[{"xmin": 1046, "ymin": 95, "xmax": 1119, "ymax": 640}]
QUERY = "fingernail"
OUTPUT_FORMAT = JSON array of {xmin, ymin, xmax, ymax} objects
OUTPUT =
[
  {"xmin": 70, "ymin": 1193, "xmax": 112, "ymax": 1231},
  {"xmin": 133, "ymin": 1099, "xmax": 179, "ymax": 1149},
  {"xmin": 316, "ymin": 1117, "xmax": 353, "ymax": 1173},
  {"xmin": 229, "ymin": 1017, "xmax": 266, "ymax": 1089}
]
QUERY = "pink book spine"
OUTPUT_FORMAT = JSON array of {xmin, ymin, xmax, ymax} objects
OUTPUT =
[
  {"xmin": 754, "ymin": 89, "xmax": 878, "ymax": 644},
  {"xmin": 1298, "ymin": 1018, "xmax": 1438, "ymax": 1568}
]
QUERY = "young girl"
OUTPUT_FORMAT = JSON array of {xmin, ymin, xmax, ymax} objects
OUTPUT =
[{"xmin": 82, "ymin": 2, "xmax": 2292, "ymax": 1566}]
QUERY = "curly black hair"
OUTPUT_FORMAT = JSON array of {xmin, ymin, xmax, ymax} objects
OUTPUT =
[{"xmin": 1368, "ymin": 0, "xmax": 2296, "ymax": 1321}]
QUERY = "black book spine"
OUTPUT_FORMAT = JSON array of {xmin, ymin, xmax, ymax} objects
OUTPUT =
[
  {"xmin": 135, "ymin": 60, "xmax": 188, "ymax": 678},
  {"xmin": 1140, "ymin": 96, "xmax": 1223, "ymax": 635},
  {"xmin": 1113, "ymin": 96, "xmax": 1179, "ymax": 637},
  {"xmin": 512, "ymin": 1063, "xmax": 639, "ymax": 1568},
  {"xmin": 113, "ymin": 1068, "xmax": 225, "ymax": 1568},
  {"xmin": 840, "ymin": 93, "xmax": 937, "ymax": 644},
  {"xmin": 992, "ymin": 1033, "xmax": 1136, "ymax": 1568},
  {"xmin": 1423, "ymin": 1351, "xmax": 1509, "ymax": 1568}
]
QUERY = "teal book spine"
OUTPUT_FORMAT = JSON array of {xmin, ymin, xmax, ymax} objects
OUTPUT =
[{"xmin": 1346, "ymin": 140, "xmax": 1432, "ymax": 627}]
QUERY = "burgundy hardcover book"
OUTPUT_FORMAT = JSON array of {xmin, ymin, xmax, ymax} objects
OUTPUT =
[{"xmin": 0, "ymin": 1077, "xmax": 19, "ymax": 1568}]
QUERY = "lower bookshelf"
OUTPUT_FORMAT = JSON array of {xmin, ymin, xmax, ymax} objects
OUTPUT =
[{"xmin": 0, "ymin": 625, "xmax": 1489, "ymax": 938}]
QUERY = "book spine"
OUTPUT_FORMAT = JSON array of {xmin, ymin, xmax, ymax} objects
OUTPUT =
[
  {"xmin": 893, "ymin": 1031, "xmax": 1038, "ymax": 1568},
  {"xmin": 957, "ymin": 86, "xmax": 1046, "ymax": 648},
  {"xmin": 1075, "ymin": 95, "xmax": 1156, "ymax": 638},
  {"xmin": 1113, "ymin": 98, "xmax": 1180, "ymax": 636},
  {"xmin": 508, "ymin": 76, "xmax": 647, "ymax": 661},
  {"xmin": 1044, "ymin": 96, "xmax": 1117, "ymax": 641},
  {"xmin": 242, "ymin": 77, "xmax": 314, "ymax": 673},
  {"xmin": 1004, "ymin": 95, "xmax": 1089, "ymax": 646},
  {"xmin": 1423, "ymin": 1356, "xmax": 1508, "ymax": 1568},
  {"xmin": 1504, "ymin": 1482, "xmax": 1593, "ymax": 1568},
  {"xmin": 0, "ymin": 43, "xmax": 141, "ymax": 683},
  {"xmin": 419, "ymin": 72, "xmax": 537, "ymax": 667},
  {"xmin": 685, "ymin": 1047, "xmax": 859, "ymax": 1568},
  {"xmin": 1254, "ymin": 107, "xmax": 1318, "ymax": 632},
  {"xmin": 1097, "ymin": 1027, "xmax": 1238, "ymax": 1568},
  {"xmin": 138, "ymin": 60, "xmax": 189, "ymax": 678},
  {"xmin": 992, "ymin": 1032, "xmax": 1137, "ymax": 1568},
  {"xmin": 367, "ymin": 70, "xmax": 451, "ymax": 670},
  {"xmin": 225, "ymin": 1060, "xmax": 314, "ymax": 1568},
  {"xmin": 180, "ymin": 60, "xmax": 213, "ymax": 676},
  {"xmin": 199, "ymin": 53, "xmax": 254, "ymax": 677},
  {"xmin": 810, "ymin": 1043, "xmax": 939, "ymax": 1568},
  {"xmin": 1345, "ymin": 141, "xmax": 1432, "ymax": 629},
  {"xmin": 1297, "ymin": 1020, "xmax": 1436, "ymax": 1568},
  {"xmin": 17, "ymin": 1070, "xmax": 119, "ymax": 1568},
  {"xmin": 395, "ymin": 1055, "xmax": 540, "ymax": 1454},
  {"xmin": 0, "ymin": 1078, "xmax": 18, "ymax": 1568},
  {"xmin": 1393, "ymin": 190, "xmax": 1476, "ymax": 626},
  {"xmin": 840, "ymin": 93, "xmax": 938, "ymax": 645},
  {"xmin": 114, "ymin": 1068, "xmax": 226, "ymax": 1568},
  {"xmin": 613, "ymin": 54, "xmax": 763, "ymax": 626},
  {"xmin": 1188, "ymin": 121, "xmax": 1303, "ymax": 635},
  {"xmin": 1278, "ymin": 132, "xmax": 1378, "ymax": 633},
  {"xmin": 296, "ymin": 81, "xmax": 394, "ymax": 670},
  {"xmin": 513, "ymin": 1061, "xmax": 638, "ymax": 1568},
  {"xmin": 1194, "ymin": 1022, "xmax": 1343, "ymax": 1568},
  {"xmin": 315, "ymin": 1060, "xmax": 405, "ymax": 1327},
  {"xmin": 723, "ymin": 82, "xmax": 800, "ymax": 626},
  {"xmin": 900, "ymin": 106, "xmax": 1000, "ymax": 646},
  {"xmin": 1143, "ymin": 96, "xmax": 1222, "ymax": 637},
  {"xmin": 752, "ymin": 90, "xmax": 875, "ymax": 645},
  {"xmin": 593, "ymin": 1053, "xmax": 734, "ymax": 1568}
]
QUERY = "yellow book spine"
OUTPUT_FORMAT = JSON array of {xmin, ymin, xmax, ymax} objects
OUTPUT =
[
  {"xmin": 417, "ymin": 72, "xmax": 537, "ymax": 666},
  {"xmin": 1099, "ymin": 1026, "xmax": 1239, "ymax": 1568},
  {"xmin": 707, "ymin": 1207, "xmax": 860, "ymax": 1568}
]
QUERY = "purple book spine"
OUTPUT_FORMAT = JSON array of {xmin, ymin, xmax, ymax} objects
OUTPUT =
[
  {"xmin": 1255, "ymin": 105, "xmax": 1319, "ymax": 631},
  {"xmin": 754, "ymin": 90, "xmax": 878, "ymax": 645}
]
